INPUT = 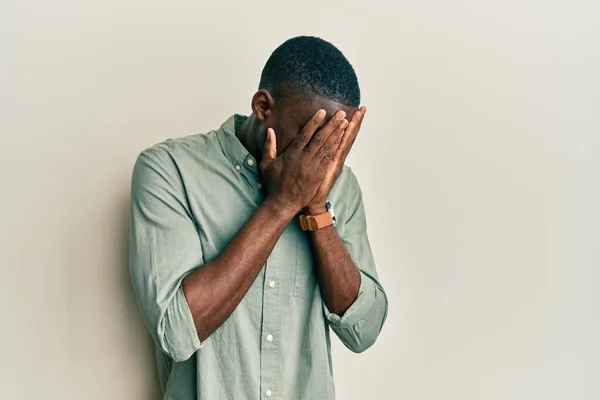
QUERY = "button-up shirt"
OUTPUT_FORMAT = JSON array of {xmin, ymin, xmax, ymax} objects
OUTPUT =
[{"xmin": 129, "ymin": 113, "xmax": 388, "ymax": 400}]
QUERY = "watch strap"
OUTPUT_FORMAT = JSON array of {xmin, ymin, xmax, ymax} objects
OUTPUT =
[{"xmin": 297, "ymin": 209, "xmax": 334, "ymax": 231}]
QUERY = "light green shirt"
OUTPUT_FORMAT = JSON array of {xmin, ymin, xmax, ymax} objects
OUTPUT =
[{"xmin": 129, "ymin": 114, "xmax": 388, "ymax": 400}]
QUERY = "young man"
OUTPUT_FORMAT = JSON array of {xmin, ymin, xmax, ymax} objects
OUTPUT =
[{"xmin": 129, "ymin": 35, "xmax": 388, "ymax": 400}]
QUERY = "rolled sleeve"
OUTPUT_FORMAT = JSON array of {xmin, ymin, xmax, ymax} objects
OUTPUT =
[
  {"xmin": 162, "ymin": 284, "xmax": 202, "ymax": 361},
  {"xmin": 325, "ymin": 166, "xmax": 389, "ymax": 353},
  {"xmin": 323, "ymin": 269, "xmax": 377, "ymax": 327},
  {"xmin": 129, "ymin": 146, "xmax": 205, "ymax": 362}
]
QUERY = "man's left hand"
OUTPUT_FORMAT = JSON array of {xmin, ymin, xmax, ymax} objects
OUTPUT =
[{"xmin": 303, "ymin": 106, "xmax": 367, "ymax": 215}]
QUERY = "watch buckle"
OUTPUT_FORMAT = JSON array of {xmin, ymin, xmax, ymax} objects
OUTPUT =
[{"xmin": 297, "ymin": 215, "xmax": 317, "ymax": 231}]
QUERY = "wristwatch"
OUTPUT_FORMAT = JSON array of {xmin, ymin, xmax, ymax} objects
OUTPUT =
[{"xmin": 298, "ymin": 200, "xmax": 336, "ymax": 231}]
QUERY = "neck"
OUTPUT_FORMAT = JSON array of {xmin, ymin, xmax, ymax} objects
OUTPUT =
[{"xmin": 235, "ymin": 114, "xmax": 264, "ymax": 165}]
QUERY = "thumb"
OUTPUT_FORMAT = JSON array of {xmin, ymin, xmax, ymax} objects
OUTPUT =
[{"xmin": 262, "ymin": 127, "xmax": 277, "ymax": 165}]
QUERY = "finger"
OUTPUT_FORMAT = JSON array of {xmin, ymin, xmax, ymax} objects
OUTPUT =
[
  {"xmin": 356, "ymin": 106, "xmax": 367, "ymax": 131},
  {"xmin": 306, "ymin": 110, "xmax": 347, "ymax": 158},
  {"xmin": 332, "ymin": 121, "xmax": 354, "ymax": 163},
  {"xmin": 333, "ymin": 111, "xmax": 361, "ymax": 163},
  {"xmin": 287, "ymin": 109, "xmax": 327, "ymax": 153},
  {"xmin": 349, "ymin": 108, "xmax": 366, "ymax": 148},
  {"xmin": 261, "ymin": 127, "xmax": 277, "ymax": 166},
  {"xmin": 313, "ymin": 118, "xmax": 348, "ymax": 165}
]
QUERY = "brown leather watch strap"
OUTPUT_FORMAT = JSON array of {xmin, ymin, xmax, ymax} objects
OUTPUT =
[{"xmin": 297, "ymin": 210, "xmax": 334, "ymax": 231}]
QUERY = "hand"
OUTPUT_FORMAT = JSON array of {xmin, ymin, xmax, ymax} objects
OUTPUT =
[
  {"xmin": 260, "ymin": 109, "xmax": 349, "ymax": 214},
  {"xmin": 304, "ymin": 106, "xmax": 367, "ymax": 215}
]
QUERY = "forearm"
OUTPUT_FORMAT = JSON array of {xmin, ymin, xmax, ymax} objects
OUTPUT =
[
  {"xmin": 305, "ymin": 209, "xmax": 361, "ymax": 315},
  {"xmin": 303, "ymin": 169, "xmax": 388, "ymax": 353},
  {"xmin": 182, "ymin": 197, "xmax": 296, "ymax": 342},
  {"xmin": 308, "ymin": 220, "xmax": 387, "ymax": 353}
]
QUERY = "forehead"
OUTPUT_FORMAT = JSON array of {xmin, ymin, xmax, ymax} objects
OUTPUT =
[{"xmin": 285, "ymin": 96, "xmax": 357, "ymax": 129}]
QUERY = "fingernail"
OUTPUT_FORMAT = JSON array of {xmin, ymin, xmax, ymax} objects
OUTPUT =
[
  {"xmin": 337, "ymin": 111, "xmax": 346, "ymax": 120},
  {"xmin": 317, "ymin": 109, "xmax": 326, "ymax": 117}
]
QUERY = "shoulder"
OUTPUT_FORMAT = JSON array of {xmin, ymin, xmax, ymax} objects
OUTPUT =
[
  {"xmin": 137, "ymin": 131, "xmax": 218, "ymax": 163},
  {"xmin": 132, "ymin": 128, "xmax": 221, "ymax": 180},
  {"xmin": 131, "ymin": 131, "xmax": 217, "ymax": 190}
]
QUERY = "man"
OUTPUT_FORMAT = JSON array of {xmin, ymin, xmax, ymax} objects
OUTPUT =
[{"xmin": 129, "ymin": 35, "xmax": 388, "ymax": 400}]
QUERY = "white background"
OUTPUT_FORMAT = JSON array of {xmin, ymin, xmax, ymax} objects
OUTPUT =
[{"xmin": 1, "ymin": 1, "xmax": 599, "ymax": 399}]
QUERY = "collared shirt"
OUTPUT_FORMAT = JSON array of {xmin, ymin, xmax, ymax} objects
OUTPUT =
[{"xmin": 129, "ymin": 113, "xmax": 388, "ymax": 400}]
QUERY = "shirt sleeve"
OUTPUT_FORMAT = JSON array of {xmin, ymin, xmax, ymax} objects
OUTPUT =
[
  {"xmin": 129, "ymin": 146, "xmax": 204, "ymax": 362},
  {"xmin": 323, "ymin": 166, "xmax": 389, "ymax": 353}
]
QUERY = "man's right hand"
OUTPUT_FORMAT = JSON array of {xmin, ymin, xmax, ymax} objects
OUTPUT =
[{"xmin": 260, "ymin": 109, "xmax": 349, "ymax": 213}]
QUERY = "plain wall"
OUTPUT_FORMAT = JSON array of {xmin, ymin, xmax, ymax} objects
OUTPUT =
[{"xmin": 1, "ymin": 1, "xmax": 598, "ymax": 399}]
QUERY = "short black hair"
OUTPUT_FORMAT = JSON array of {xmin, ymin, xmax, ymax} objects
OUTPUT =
[{"xmin": 258, "ymin": 36, "xmax": 360, "ymax": 107}]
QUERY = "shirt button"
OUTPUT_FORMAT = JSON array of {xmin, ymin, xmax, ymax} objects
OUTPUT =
[
  {"xmin": 266, "ymin": 389, "xmax": 272, "ymax": 397},
  {"xmin": 266, "ymin": 334, "xmax": 273, "ymax": 342},
  {"xmin": 235, "ymin": 164, "xmax": 241, "ymax": 171},
  {"xmin": 247, "ymin": 159, "xmax": 254, "ymax": 166},
  {"xmin": 268, "ymin": 280, "xmax": 275, "ymax": 288},
  {"xmin": 257, "ymin": 182, "xmax": 263, "ymax": 189}
]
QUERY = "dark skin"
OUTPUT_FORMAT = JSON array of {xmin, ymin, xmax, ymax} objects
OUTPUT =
[{"xmin": 182, "ymin": 89, "xmax": 367, "ymax": 342}]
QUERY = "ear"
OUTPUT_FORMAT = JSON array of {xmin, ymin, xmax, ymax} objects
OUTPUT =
[{"xmin": 251, "ymin": 89, "xmax": 275, "ymax": 121}]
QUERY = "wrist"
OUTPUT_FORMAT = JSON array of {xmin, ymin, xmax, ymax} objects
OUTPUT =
[
  {"xmin": 263, "ymin": 196, "xmax": 300, "ymax": 220},
  {"xmin": 303, "ymin": 201, "xmax": 327, "ymax": 215}
]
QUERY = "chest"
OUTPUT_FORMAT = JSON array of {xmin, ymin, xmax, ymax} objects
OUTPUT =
[{"xmin": 178, "ymin": 160, "xmax": 319, "ymax": 301}]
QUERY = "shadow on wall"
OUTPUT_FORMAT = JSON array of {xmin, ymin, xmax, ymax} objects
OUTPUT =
[{"xmin": 65, "ymin": 181, "xmax": 164, "ymax": 398}]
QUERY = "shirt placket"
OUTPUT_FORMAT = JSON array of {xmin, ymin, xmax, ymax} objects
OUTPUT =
[
  {"xmin": 228, "ymin": 133, "xmax": 283, "ymax": 398},
  {"xmin": 236, "ymin": 154, "xmax": 264, "ymax": 205},
  {"xmin": 260, "ymin": 255, "xmax": 281, "ymax": 399},
  {"xmin": 258, "ymin": 212, "xmax": 297, "ymax": 399}
]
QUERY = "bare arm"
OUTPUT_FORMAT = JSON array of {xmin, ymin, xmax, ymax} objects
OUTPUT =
[
  {"xmin": 300, "ymin": 107, "xmax": 387, "ymax": 353},
  {"xmin": 304, "ymin": 173, "xmax": 388, "ymax": 353},
  {"xmin": 181, "ymin": 197, "xmax": 295, "ymax": 342},
  {"xmin": 183, "ymin": 109, "xmax": 348, "ymax": 342},
  {"xmin": 305, "ymin": 203, "xmax": 360, "ymax": 315}
]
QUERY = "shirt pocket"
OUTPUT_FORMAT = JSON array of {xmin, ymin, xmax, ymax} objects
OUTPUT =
[{"xmin": 293, "ymin": 229, "xmax": 318, "ymax": 299}]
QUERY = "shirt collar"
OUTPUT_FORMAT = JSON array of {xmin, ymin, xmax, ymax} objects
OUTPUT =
[{"xmin": 215, "ymin": 113, "xmax": 258, "ymax": 173}]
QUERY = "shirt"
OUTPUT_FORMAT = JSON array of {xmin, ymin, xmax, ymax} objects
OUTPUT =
[{"xmin": 129, "ymin": 113, "xmax": 389, "ymax": 400}]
